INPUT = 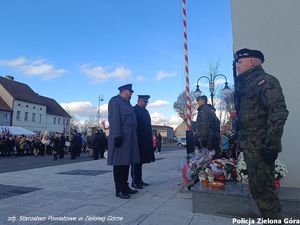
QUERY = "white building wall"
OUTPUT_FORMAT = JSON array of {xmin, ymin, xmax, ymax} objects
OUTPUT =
[
  {"xmin": 231, "ymin": 0, "xmax": 300, "ymax": 187},
  {"xmin": 46, "ymin": 114, "xmax": 68, "ymax": 134},
  {"xmin": 12, "ymin": 100, "xmax": 47, "ymax": 134}
]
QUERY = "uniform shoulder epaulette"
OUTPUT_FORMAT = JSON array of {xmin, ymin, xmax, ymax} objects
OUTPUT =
[{"xmin": 257, "ymin": 79, "xmax": 267, "ymax": 86}]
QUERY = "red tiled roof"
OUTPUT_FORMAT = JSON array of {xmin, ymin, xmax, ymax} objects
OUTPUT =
[{"xmin": 0, "ymin": 96, "xmax": 11, "ymax": 111}]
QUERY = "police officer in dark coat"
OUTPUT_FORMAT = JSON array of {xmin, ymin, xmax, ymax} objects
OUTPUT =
[
  {"xmin": 107, "ymin": 84, "xmax": 140, "ymax": 199},
  {"xmin": 235, "ymin": 48, "xmax": 289, "ymax": 219},
  {"xmin": 131, "ymin": 95, "xmax": 155, "ymax": 189}
]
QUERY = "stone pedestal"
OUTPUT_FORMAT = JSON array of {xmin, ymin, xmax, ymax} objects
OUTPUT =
[{"xmin": 192, "ymin": 181, "xmax": 300, "ymax": 218}]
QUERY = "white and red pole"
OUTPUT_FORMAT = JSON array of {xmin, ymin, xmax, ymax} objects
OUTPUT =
[
  {"xmin": 182, "ymin": 0, "xmax": 194, "ymax": 154},
  {"xmin": 182, "ymin": 0, "xmax": 192, "ymax": 131}
]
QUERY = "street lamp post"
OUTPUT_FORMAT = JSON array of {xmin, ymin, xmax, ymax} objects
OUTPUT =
[
  {"xmin": 98, "ymin": 95, "xmax": 104, "ymax": 128},
  {"xmin": 193, "ymin": 74, "xmax": 232, "ymax": 106}
]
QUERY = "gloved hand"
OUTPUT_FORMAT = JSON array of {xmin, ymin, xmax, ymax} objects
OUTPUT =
[
  {"xmin": 114, "ymin": 136, "xmax": 123, "ymax": 148},
  {"xmin": 261, "ymin": 149, "xmax": 278, "ymax": 165}
]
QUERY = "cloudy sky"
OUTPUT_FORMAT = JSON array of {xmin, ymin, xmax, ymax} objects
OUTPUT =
[{"xmin": 0, "ymin": 0, "xmax": 233, "ymax": 129}]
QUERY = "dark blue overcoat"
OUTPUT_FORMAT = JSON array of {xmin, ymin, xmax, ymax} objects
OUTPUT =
[{"xmin": 133, "ymin": 105, "xmax": 155, "ymax": 163}]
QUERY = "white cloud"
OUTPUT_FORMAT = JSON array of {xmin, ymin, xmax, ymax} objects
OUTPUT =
[
  {"xmin": 60, "ymin": 101, "xmax": 95, "ymax": 117},
  {"xmin": 80, "ymin": 64, "xmax": 131, "ymax": 83},
  {"xmin": 136, "ymin": 75, "xmax": 145, "ymax": 81},
  {"xmin": 150, "ymin": 112, "xmax": 182, "ymax": 129},
  {"xmin": 168, "ymin": 114, "xmax": 184, "ymax": 129},
  {"xmin": 148, "ymin": 100, "xmax": 168, "ymax": 108},
  {"xmin": 150, "ymin": 112, "xmax": 167, "ymax": 125},
  {"xmin": 0, "ymin": 57, "xmax": 66, "ymax": 80},
  {"xmin": 155, "ymin": 70, "xmax": 176, "ymax": 81}
]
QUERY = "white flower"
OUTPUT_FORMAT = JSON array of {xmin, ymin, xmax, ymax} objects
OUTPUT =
[
  {"xmin": 275, "ymin": 159, "xmax": 288, "ymax": 179},
  {"xmin": 236, "ymin": 152, "xmax": 248, "ymax": 183},
  {"xmin": 236, "ymin": 152, "xmax": 288, "ymax": 183}
]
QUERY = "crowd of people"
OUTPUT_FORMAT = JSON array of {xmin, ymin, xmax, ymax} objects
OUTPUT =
[{"xmin": 0, "ymin": 129, "xmax": 108, "ymax": 161}]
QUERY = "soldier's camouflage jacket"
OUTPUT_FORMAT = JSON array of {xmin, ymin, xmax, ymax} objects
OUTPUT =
[
  {"xmin": 195, "ymin": 104, "xmax": 214, "ymax": 140},
  {"xmin": 235, "ymin": 65, "xmax": 289, "ymax": 152}
]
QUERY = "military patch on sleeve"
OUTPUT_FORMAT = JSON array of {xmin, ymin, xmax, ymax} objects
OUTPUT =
[{"xmin": 258, "ymin": 79, "xmax": 267, "ymax": 86}]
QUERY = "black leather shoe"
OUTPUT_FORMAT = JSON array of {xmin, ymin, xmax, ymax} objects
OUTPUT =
[
  {"xmin": 132, "ymin": 183, "xmax": 143, "ymax": 189},
  {"xmin": 116, "ymin": 192, "xmax": 130, "ymax": 199},
  {"xmin": 126, "ymin": 188, "xmax": 138, "ymax": 194},
  {"xmin": 141, "ymin": 181, "xmax": 149, "ymax": 186}
]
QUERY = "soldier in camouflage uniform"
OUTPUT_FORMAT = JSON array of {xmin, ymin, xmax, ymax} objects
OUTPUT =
[
  {"xmin": 208, "ymin": 104, "xmax": 221, "ymax": 159},
  {"xmin": 195, "ymin": 95, "xmax": 215, "ymax": 149},
  {"xmin": 234, "ymin": 48, "xmax": 289, "ymax": 219}
]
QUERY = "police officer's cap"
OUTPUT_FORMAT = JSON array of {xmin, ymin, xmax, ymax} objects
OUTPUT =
[
  {"xmin": 234, "ymin": 48, "xmax": 265, "ymax": 63},
  {"xmin": 138, "ymin": 95, "xmax": 150, "ymax": 103},
  {"xmin": 196, "ymin": 95, "xmax": 208, "ymax": 102},
  {"xmin": 118, "ymin": 83, "xmax": 134, "ymax": 93}
]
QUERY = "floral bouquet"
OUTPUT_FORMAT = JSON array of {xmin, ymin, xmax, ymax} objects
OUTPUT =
[
  {"xmin": 236, "ymin": 152, "xmax": 288, "ymax": 183},
  {"xmin": 236, "ymin": 152, "xmax": 248, "ymax": 183},
  {"xmin": 275, "ymin": 159, "xmax": 288, "ymax": 179}
]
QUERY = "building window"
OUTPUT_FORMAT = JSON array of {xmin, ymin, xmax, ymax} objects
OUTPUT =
[
  {"xmin": 63, "ymin": 118, "xmax": 65, "ymax": 125},
  {"xmin": 18, "ymin": 103, "xmax": 21, "ymax": 106},
  {"xmin": 40, "ymin": 107, "xmax": 42, "ymax": 110},
  {"xmin": 16, "ymin": 111, "xmax": 21, "ymax": 120},
  {"xmin": 33, "ymin": 106, "xmax": 36, "ymax": 109},
  {"xmin": 54, "ymin": 117, "xmax": 56, "ymax": 124},
  {"xmin": 26, "ymin": 105, "xmax": 28, "ymax": 107},
  {"xmin": 32, "ymin": 113, "xmax": 36, "ymax": 122},
  {"xmin": 3, "ymin": 113, "xmax": 8, "ymax": 122},
  {"xmin": 58, "ymin": 118, "xmax": 61, "ymax": 125},
  {"xmin": 39, "ymin": 114, "xmax": 42, "ymax": 122},
  {"xmin": 25, "ymin": 112, "xmax": 29, "ymax": 121}
]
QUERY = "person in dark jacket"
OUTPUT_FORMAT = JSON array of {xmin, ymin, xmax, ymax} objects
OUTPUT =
[
  {"xmin": 52, "ymin": 133, "xmax": 60, "ymax": 160},
  {"xmin": 70, "ymin": 131, "xmax": 79, "ymax": 159},
  {"xmin": 59, "ymin": 134, "xmax": 66, "ymax": 159},
  {"xmin": 131, "ymin": 95, "xmax": 155, "ymax": 189},
  {"xmin": 92, "ymin": 129, "xmax": 108, "ymax": 160},
  {"xmin": 91, "ymin": 129, "xmax": 100, "ymax": 160},
  {"xmin": 99, "ymin": 130, "xmax": 108, "ymax": 158},
  {"xmin": 207, "ymin": 104, "xmax": 221, "ymax": 159},
  {"xmin": 107, "ymin": 84, "xmax": 140, "ymax": 199},
  {"xmin": 32, "ymin": 136, "xmax": 41, "ymax": 157},
  {"xmin": 76, "ymin": 133, "xmax": 82, "ymax": 157},
  {"xmin": 195, "ymin": 95, "xmax": 215, "ymax": 150},
  {"xmin": 156, "ymin": 132, "xmax": 162, "ymax": 154}
]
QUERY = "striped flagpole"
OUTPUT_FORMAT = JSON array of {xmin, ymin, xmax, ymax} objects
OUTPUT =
[{"xmin": 182, "ymin": 0, "xmax": 192, "ymax": 131}]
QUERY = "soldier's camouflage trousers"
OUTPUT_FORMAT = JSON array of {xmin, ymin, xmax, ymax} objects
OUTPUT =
[{"xmin": 242, "ymin": 149, "xmax": 282, "ymax": 219}]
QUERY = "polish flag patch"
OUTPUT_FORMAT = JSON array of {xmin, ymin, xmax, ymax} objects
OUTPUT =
[{"xmin": 258, "ymin": 79, "xmax": 267, "ymax": 86}]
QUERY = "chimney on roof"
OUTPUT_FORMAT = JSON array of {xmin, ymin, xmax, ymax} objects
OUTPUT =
[{"xmin": 5, "ymin": 75, "xmax": 14, "ymax": 80}]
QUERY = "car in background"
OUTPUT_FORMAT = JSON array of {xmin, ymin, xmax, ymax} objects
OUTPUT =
[{"xmin": 176, "ymin": 138, "xmax": 186, "ymax": 148}]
